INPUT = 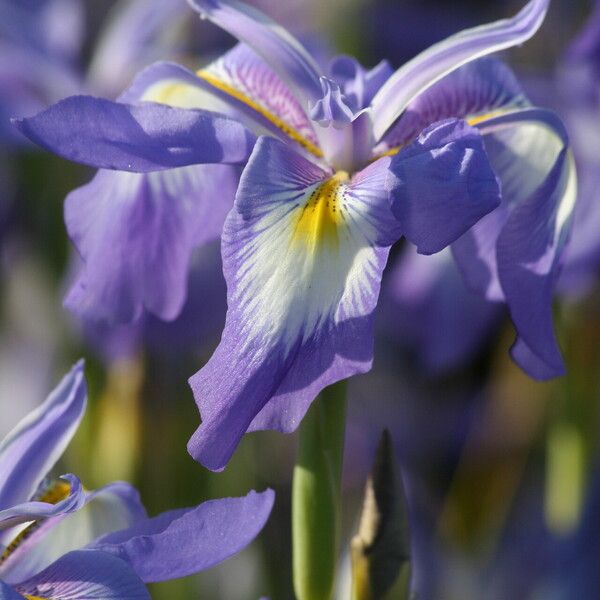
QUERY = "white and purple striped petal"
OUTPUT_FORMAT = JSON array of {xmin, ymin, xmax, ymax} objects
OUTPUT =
[
  {"xmin": 13, "ymin": 550, "xmax": 149, "ymax": 600},
  {"xmin": 188, "ymin": 136, "xmax": 400, "ymax": 470}
]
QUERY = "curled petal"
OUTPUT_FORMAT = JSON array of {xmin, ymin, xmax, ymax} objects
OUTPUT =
[
  {"xmin": 0, "ymin": 483, "xmax": 146, "ymax": 585},
  {"xmin": 90, "ymin": 489, "xmax": 274, "ymax": 582},
  {"xmin": 388, "ymin": 118, "xmax": 501, "ymax": 255},
  {"xmin": 188, "ymin": 137, "xmax": 400, "ymax": 470},
  {"xmin": 187, "ymin": 0, "xmax": 323, "ymax": 106},
  {"xmin": 0, "ymin": 362, "xmax": 85, "ymax": 513},
  {"xmin": 453, "ymin": 109, "xmax": 575, "ymax": 379},
  {"xmin": 0, "ymin": 475, "xmax": 84, "ymax": 534},
  {"xmin": 371, "ymin": 0, "xmax": 549, "ymax": 140},
  {"xmin": 14, "ymin": 95, "xmax": 255, "ymax": 172},
  {"xmin": 14, "ymin": 550, "xmax": 149, "ymax": 600}
]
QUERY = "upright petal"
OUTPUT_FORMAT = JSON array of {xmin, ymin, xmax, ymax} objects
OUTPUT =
[
  {"xmin": 0, "ymin": 362, "xmax": 85, "ymax": 512},
  {"xmin": 63, "ymin": 164, "xmax": 237, "ymax": 324},
  {"xmin": 0, "ymin": 483, "xmax": 146, "ymax": 585},
  {"xmin": 14, "ymin": 95, "xmax": 255, "ymax": 172},
  {"xmin": 188, "ymin": 136, "xmax": 400, "ymax": 470},
  {"xmin": 90, "ymin": 489, "xmax": 274, "ymax": 582},
  {"xmin": 370, "ymin": 0, "xmax": 549, "ymax": 140},
  {"xmin": 187, "ymin": 0, "xmax": 323, "ymax": 106},
  {"xmin": 14, "ymin": 550, "xmax": 149, "ymax": 600}
]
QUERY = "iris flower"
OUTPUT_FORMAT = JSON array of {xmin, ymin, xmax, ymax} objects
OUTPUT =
[
  {"xmin": 16, "ymin": 0, "xmax": 575, "ymax": 470},
  {"xmin": 0, "ymin": 361, "xmax": 274, "ymax": 599}
]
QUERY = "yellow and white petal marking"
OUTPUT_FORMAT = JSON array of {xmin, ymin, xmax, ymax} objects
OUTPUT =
[
  {"xmin": 230, "ymin": 141, "xmax": 390, "ymax": 354},
  {"xmin": 0, "ymin": 480, "xmax": 71, "ymax": 567}
]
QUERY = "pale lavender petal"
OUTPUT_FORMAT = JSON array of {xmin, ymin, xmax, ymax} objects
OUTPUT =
[
  {"xmin": 14, "ymin": 550, "xmax": 149, "ymax": 599},
  {"xmin": 187, "ymin": 0, "xmax": 323, "ymax": 106},
  {"xmin": 0, "ymin": 362, "xmax": 85, "ymax": 512},
  {"xmin": 14, "ymin": 95, "xmax": 255, "ymax": 172},
  {"xmin": 370, "ymin": 0, "xmax": 549, "ymax": 140},
  {"xmin": 388, "ymin": 118, "xmax": 501, "ymax": 255},
  {"xmin": 188, "ymin": 137, "xmax": 400, "ymax": 470},
  {"xmin": 0, "ymin": 474, "xmax": 84, "ymax": 533},
  {"xmin": 91, "ymin": 489, "xmax": 274, "ymax": 582},
  {"xmin": 379, "ymin": 57, "xmax": 527, "ymax": 151},
  {"xmin": 63, "ymin": 164, "xmax": 237, "ymax": 324},
  {"xmin": 0, "ymin": 483, "xmax": 146, "ymax": 585}
]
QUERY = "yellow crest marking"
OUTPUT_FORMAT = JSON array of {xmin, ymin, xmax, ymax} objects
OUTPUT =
[
  {"xmin": 0, "ymin": 480, "xmax": 72, "ymax": 566},
  {"xmin": 293, "ymin": 172, "xmax": 349, "ymax": 251},
  {"xmin": 196, "ymin": 70, "xmax": 324, "ymax": 159}
]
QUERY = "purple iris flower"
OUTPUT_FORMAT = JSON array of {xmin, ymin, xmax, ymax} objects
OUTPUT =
[
  {"xmin": 0, "ymin": 361, "xmax": 274, "ymax": 599},
  {"xmin": 15, "ymin": 0, "xmax": 574, "ymax": 471}
]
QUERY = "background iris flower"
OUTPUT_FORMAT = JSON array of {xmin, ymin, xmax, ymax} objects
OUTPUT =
[{"xmin": 0, "ymin": 361, "xmax": 274, "ymax": 599}]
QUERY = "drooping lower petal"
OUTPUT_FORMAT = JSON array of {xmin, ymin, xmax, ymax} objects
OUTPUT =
[
  {"xmin": 90, "ymin": 489, "xmax": 274, "ymax": 582},
  {"xmin": 14, "ymin": 550, "xmax": 149, "ymax": 600},
  {"xmin": 0, "ymin": 362, "xmax": 85, "ymax": 513},
  {"xmin": 452, "ymin": 110, "xmax": 575, "ymax": 378},
  {"xmin": 370, "ymin": 0, "xmax": 549, "ymax": 140},
  {"xmin": 387, "ymin": 118, "xmax": 501, "ymax": 255},
  {"xmin": 63, "ymin": 164, "xmax": 237, "ymax": 324},
  {"xmin": 0, "ymin": 483, "xmax": 146, "ymax": 585},
  {"xmin": 14, "ymin": 95, "xmax": 255, "ymax": 172},
  {"xmin": 188, "ymin": 136, "xmax": 400, "ymax": 470}
]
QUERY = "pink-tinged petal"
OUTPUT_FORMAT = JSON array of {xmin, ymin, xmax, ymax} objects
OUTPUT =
[
  {"xmin": 0, "ymin": 362, "xmax": 85, "ymax": 513},
  {"xmin": 370, "ymin": 0, "xmax": 549, "ymax": 140},
  {"xmin": 14, "ymin": 95, "xmax": 255, "ymax": 172},
  {"xmin": 63, "ymin": 164, "xmax": 238, "ymax": 324},
  {"xmin": 187, "ymin": 0, "xmax": 323, "ymax": 107},
  {"xmin": 188, "ymin": 137, "xmax": 400, "ymax": 470},
  {"xmin": 197, "ymin": 44, "xmax": 321, "ymax": 156},
  {"xmin": 90, "ymin": 489, "xmax": 274, "ymax": 582},
  {"xmin": 1, "ymin": 483, "xmax": 146, "ymax": 585},
  {"xmin": 14, "ymin": 550, "xmax": 149, "ymax": 600},
  {"xmin": 379, "ymin": 57, "xmax": 527, "ymax": 151}
]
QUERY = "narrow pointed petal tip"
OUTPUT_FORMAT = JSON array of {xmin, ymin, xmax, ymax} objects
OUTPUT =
[
  {"xmin": 388, "ymin": 118, "xmax": 501, "ymax": 255},
  {"xmin": 371, "ymin": 0, "xmax": 550, "ymax": 140},
  {"xmin": 0, "ymin": 361, "xmax": 87, "ymax": 512},
  {"xmin": 13, "ymin": 95, "xmax": 255, "ymax": 172}
]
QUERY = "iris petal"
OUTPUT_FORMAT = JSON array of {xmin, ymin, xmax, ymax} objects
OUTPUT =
[
  {"xmin": 0, "ymin": 363, "xmax": 85, "ymax": 514},
  {"xmin": 14, "ymin": 550, "xmax": 149, "ymax": 600},
  {"xmin": 370, "ymin": 0, "xmax": 549, "ymax": 140},
  {"xmin": 188, "ymin": 136, "xmax": 400, "ymax": 470},
  {"xmin": 90, "ymin": 489, "xmax": 274, "ymax": 582},
  {"xmin": 187, "ymin": 0, "xmax": 323, "ymax": 106}
]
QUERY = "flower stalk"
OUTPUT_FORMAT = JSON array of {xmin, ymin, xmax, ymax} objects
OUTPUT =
[{"xmin": 292, "ymin": 381, "xmax": 347, "ymax": 600}]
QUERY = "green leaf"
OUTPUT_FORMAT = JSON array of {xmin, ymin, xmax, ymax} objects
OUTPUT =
[{"xmin": 351, "ymin": 430, "xmax": 412, "ymax": 600}]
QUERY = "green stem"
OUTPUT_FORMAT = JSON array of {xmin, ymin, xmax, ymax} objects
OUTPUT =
[{"xmin": 292, "ymin": 381, "xmax": 347, "ymax": 600}]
